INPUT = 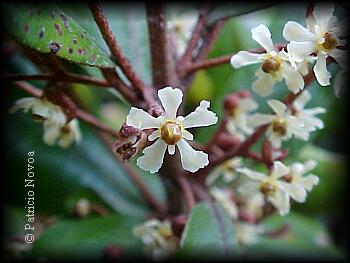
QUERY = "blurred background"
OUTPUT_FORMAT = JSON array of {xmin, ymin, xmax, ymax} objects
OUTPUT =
[{"xmin": 2, "ymin": 2, "xmax": 348, "ymax": 260}]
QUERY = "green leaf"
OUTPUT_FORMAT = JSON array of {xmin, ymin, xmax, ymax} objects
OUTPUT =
[
  {"xmin": 208, "ymin": 3, "xmax": 276, "ymax": 24},
  {"xmin": 31, "ymin": 214, "xmax": 143, "ymax": 259},
  {"xmin": 5, "ymin": 112, "xmax": 165, "ymax": 217},
  {"xmin": 3, "ymin": 3, "xmax": 115, "ymax": 68},
  {"xmin": 178, "ymin": 202, "xmax": 237, "ymax": 259},
  {"xmin": 245, "ymin": 213, "xmax": 344, "ymax": 259}
]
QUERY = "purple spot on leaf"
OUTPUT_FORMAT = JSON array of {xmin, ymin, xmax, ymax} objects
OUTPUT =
[
  {"xmin": 49, "ymin": 42, "xmax": 61, "ymax": 54},
  {"xmin": 92, "ymin": 55, "xmax": 96, "ymax": 62},
  {"xmin": 60, "ymin": 14, "xmax": 69, "ymax": 28},
  {"xmin": 68, "ymin": 48, "xmax": 73, "ymax": 54},
  {"xmin": 77, "ymin": 48, "xmax": 82, "ymax": 55},
  {"xmin": 54, "ymin": 23, "xmax": 62, "ymax": 36},
  {"xmin": 38, "ymin": 30, "xmax": 44, "ymax": 38}
]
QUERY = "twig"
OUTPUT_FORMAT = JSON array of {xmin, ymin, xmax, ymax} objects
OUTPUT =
[
  {"xmin": 12, "ymin": 81, "xmax": 119, "ymax": 137},
  {"xmin": 146, "ymin": 4, "xmax": 173, "ymax": 88},
  {"xmin": 176, "ymin": 175, "xmax": 196, "ymax": 212},
  {"xmin": 180, "ymin": 44, "xmax": 286, "ymax": 76},
  {"xmin": 5, "ymin": 72, "xmax": 110, "ymax": 87},
  {"xmin": 178, "ymin": 5, "xmax": 211, "ymax": 65},
  {"xmin": 89, "ymin": 4, "xmax": 146, "ymax": 93}
]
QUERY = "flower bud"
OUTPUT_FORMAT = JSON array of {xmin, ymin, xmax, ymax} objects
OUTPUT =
[
  {"xmin": 74, "ymin": 198, "xmax": 91, "ymax": 218},
  {"xmin": 224, "ymin": 94, "xmax": 239, "ymax": 113},
  {"xmin": 113, "ymin": 124, "xmax": 147, "ymax": 161}
]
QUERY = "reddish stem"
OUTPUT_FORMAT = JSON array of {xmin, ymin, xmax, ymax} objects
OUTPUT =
[
  {"xmin": 5, "ymin": 72, "xmax": 110, "ymax": 87},
  {"xmin": 89, "ymin": 4, "xmax": 146, "ymax": 93},
  {"xmin": 12, "ymin": 81, "xmax": 119, "ymax": 137}
]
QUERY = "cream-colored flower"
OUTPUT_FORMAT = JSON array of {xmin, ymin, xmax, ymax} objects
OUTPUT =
[
  {"xmin": 248, "ymin": 100, "xmax": 306, "ymax": 148},
  {"xmin": 234, "ymin": 222, "xmax": 265, "ymax": 246},
  {"xmin": 292, "ymin": 90, "xmax": 326, "ymax": 134},
  {"xmin": 226, "ymin": 98, "xmax": 258, "ymax": 140},
  {"xmin": 9, "ymin": 97, "xmax": 66, "ymax": 125},
  {"xmin": 210, "ymin": 187, "xmax": 238, "ymax": 220},
  {"xmin": 231, "ymin": 24, "xmax": 305, "ymax": 96},
  {"xmin": 239, "ymin": 192, "xmax": 265, "ymax": 219},
  {"xmin": 132, "ymin": 219, "xmax": 178, "ymax": 260},
  {"xmin": 9, "ymin": 97, "xmax": 82, "ymax": 148},
  {"xmin": 237, "ymin": 161, "xmax": 292, "ymax": 215},
  {"xmin": 283, "ymin": 3, "xmax": 348, "ymax": 87},
  {"xmin": 205, "ymin": 158, "xmax": 242, "ymax": 186},
  {"xmin": 279, "ymin": 160, "xmax": 319, "ymax": 203},
  {"xmin": 126, "ymin": 86, "xmax": 218, "ymax": 173}
]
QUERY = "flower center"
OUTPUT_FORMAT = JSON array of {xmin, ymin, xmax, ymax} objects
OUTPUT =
[
  {"xmin": 260, "ymin": 181, "xmax": 276, "ymax": 196},
  {"xmin": 160, "ymin": 121, "xmax": 183, "ymax": 145},
  {"xmin": 272, "ymin": 120, "xmax": 287, "ymax": 136},
  {"xmin": 262, "ymin": 57, "xmax": 281, "ymax": 73},
  {"xmin": 322, "ymin": 32, "xmax": 337, "ymax": 50},
  {"xmin": 283, "ymin": 173, "xmax": 293, "ymax": 183}
]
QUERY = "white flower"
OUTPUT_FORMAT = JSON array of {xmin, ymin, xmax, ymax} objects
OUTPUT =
[
  {"xmin": 43, "ymin": 119, "xmax": 82, "ymax": 148},
  {"xmin": 283, "ymin": 3, "xmax": 348, "ymax": 86},
  {"xmin": 9, "ymin": 97, "xmax": 66, "ymax": 125},
  {"xmin": 292, "ymin": 90, "xmax": 326, "ymax": 134},
  {"xmin": 237, "ymin": 161, "xmax": 292, "ymax": 215},
  {"xmin": 210, "ymin": 187, "xmax": 238, "ymax": 220},
  {"xmin": 126, "ymin": 86, "xmax": 218, "ymax": 173},
  {"xmin": 226, "ymin": 98, "xmax": 258, "ymax": 140},
  {"xmin": 231, "ymin": 24, "xmax": 305, "ymax": 96},
  {"xmin": 234, "ymin": 222, "xmax": 265, "ymax": 245},
  {"xmin": 279, "ymin": 160, "xmax": 319, "ymax": 203},
  {"xmin": 248, "ymin": 100, "xmax": 306, "ymax": 148},
  {"xmin": 237, "ymin": 162, "xmax": 290, "ymax": 215},
  {"xmin": 205, "ymin": 158, "xmax": 242, "ymax": 186},
  {"xmin": 132, "ymin": 219, "xmax": 178, "ymax": 260},
  {"xmin": 9, "ymin": 97, "xmax": 82, "ymax": 148}
]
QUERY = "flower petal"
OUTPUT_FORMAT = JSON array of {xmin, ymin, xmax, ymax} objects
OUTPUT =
[
  {"xmin": 230, "ymin": 51, "xmax": 262, "ymax": 68},
  {"xmin": 251, "ymin": 24, "xmax": 275, "ymax": 52},
  {"xmin": 293, "ymin": 90, "xmax": 311, "ymax": 110},
  {"xmin": 127, "ymin": 107, "xmax": 163, "ymax": 130},
  {"xmin": 267, "ymin": 100, "xmax": 287, "ymax": 116},
  {"xmin": 43, "ymin": 120, "xmax": 61, "ymax": 146},
  {"xmin": 271, "ymin": 161, "xmax": 290, "ymax": 179},
  {"xmin": 279, "ymin": 181, "xmax": 307, "ymax": 203},
  {"xmin": 182, "ymin": 130, "xmax": 193, "ymax": 140},
  {"xmin": 268, "ymin": 191, "xmax": 290, "ymax": 216},
  {"xmin": 287, "ymin": 41, "xmax": 316, "ymax": 63},
  {"xmin": 137, "ymin": 139, "xmax": 167, "ymax": 173},
  {"xmin": 248, "ymin": 113, "xmax": 274, "ymax": 127},
  {"xmin": 8, "ymin": 97, "xmax": 37, "ymax": 114},
  {"xmin": 281, "ymin": 62, "xmax": 305, "ymax": 93},
  {"xmin": 252, "ymin": 71, "xmax": 275, "ymax": 96},
  {"xmin": 283, "ymin": 21, "xmax": 316, "ymax": 41},
  {"xmin": 183, "ymin": 100, "xmax": 218, "ymax": 129},
  {"xmin": 313, "ymin": 2, "xmax": 335, "ymax": 32},
  {"xmin": 298, "ymin": 174, "xmax": 319, "ymax": 191},
  {"xmin": 158, "ymin": 87, "xmax": 183, "ymax": 119},
  {"xmin": 148, "ymin": 130, "xmax": 160, "ymax": 141},
  {"xmin": 177, "ymin": 139, "xmax": 208, "ymax": 172},
  {"xmin": 237, "ymin": 167, "xmax": 267, "ymax": 181},
  {"xmin": 314, "ymin": 52, "xmax": 331, "ymax": 86},
  {"xmin": 168, "ymin": 145, "xmax": 176, "ymax": 155}
]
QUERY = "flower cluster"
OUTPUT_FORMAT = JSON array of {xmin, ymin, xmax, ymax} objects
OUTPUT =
[
  {"xmin": 231, "ymin": 3, "xmax": 347, "ymax": 97},
  {"xmin": 9, "ymin": 97, "xmax": 81, "ymax": 148}
]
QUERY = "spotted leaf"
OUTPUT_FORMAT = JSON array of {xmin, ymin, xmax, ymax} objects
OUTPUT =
[{"xmin": 3, "ymin": 3, "xmax": 115, "ymax": 68}]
